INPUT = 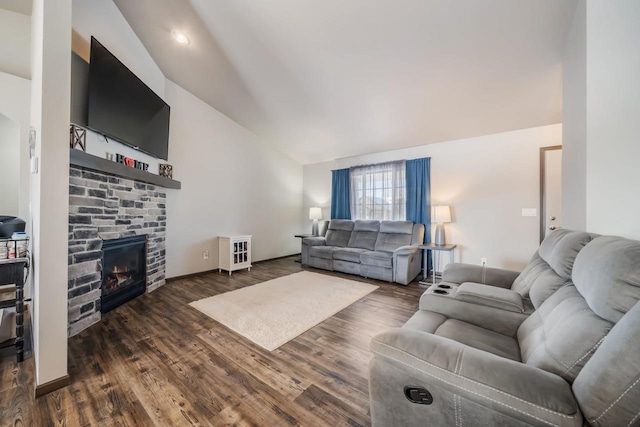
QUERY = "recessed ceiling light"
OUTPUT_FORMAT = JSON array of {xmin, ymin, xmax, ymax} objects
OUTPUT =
[{"xmin": 172, "ymin": 31, "xmax": 190, "ymax": 45}]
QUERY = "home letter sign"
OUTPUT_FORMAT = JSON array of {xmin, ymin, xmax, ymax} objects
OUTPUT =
[{"xmin": 115, "ymin": 154, "xmax": 149, "ymax": 171}]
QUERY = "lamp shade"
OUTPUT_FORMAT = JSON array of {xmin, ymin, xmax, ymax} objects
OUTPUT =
[
  {"xmin": 309, "ymin": 207, "xmax": 322, "ymax": 220},
  {"xmin": 432, "ymin": 205, "xmax": 452, "ymax": 223}
]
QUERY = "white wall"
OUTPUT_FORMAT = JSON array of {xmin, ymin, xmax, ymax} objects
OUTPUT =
[
  {"xmin": 303, "ymin": 124, "xmax": 562, "ymax": 271},
  {"xmin": 0, "ymin": 71, "xmax": 31, "ymax": 220},
  {"xmin": 71, "ymin": 0, "xmax": 164, "ymax": 96},
  {"xmin": 30, "ymin": 0, "xmax": 71, "ymax": 386},
  {"xmin": 0, "ymin": 8, "xmax": 31, "ymax": 79},
  {"xmin": 585, "ymin": 1, "xmax": 640, "ymax": 239},
  {"xmin": 71, "ymin": 0, "xmax": 304, "ymax": 278},
  {"xmin": 561, "ymin": 0, "xmax": 587, "ymax": 231},
  {"xmin": 0, "ymin": 114, "xmax": 20, "ymax": 215},
  {"xmin": 164, "ymin": 79, "xmax": 303, "ymax": 278}
]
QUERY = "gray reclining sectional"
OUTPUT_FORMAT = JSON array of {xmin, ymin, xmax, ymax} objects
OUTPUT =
[
  {"xmin": 301, "ymin": 219, "xmax": 425, "ymax": 285},
  {"xmin": 369, "ymin": 229, "xmax": 640, "ymax": 426}
]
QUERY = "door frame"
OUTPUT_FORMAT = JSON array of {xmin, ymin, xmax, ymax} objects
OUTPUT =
[{"xmin": 539, "ymin": 145, "xmax": 562, "ymax": 243}]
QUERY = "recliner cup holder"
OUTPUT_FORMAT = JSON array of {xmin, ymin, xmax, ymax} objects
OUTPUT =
[
  {"xmin": 437, "ymin": 284, "xmax": 452, "ymax": 289},
  {"xmin": 432, "ymin": 289, "xmax": 449, "ymax": 295}
]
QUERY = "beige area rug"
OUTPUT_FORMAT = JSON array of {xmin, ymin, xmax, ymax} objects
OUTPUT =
[{"xmin": 189, "ymin": 271, "xmax": 378, "ymax": 351}]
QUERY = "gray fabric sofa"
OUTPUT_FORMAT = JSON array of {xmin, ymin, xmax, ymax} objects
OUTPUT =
[
  {"xmin": 369, "ymin": 231, "xmax": 640, "ymax": 426},
  {"xmin": 301, "ymin": 219, "xmax": 425, "ymax": 285},
  {"xmin": 419, "ymin": 229, "xmax": 597, "ymax": 336}
]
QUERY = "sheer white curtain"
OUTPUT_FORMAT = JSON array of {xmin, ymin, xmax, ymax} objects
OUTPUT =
[{"xmin": 350, "ymin": 161, "xmax": 406, "ymax": 220}]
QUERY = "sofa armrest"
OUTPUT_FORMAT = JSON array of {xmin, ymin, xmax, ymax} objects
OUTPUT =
[
  {"xmin": 441, "ymin": 263, "xmax": 520, "ymax": 289},
  {"xmin": 300, "ymin": 237, "xmax": 326, "ymax": 265},
  {"xmin": 393, "ymin": 245, "xmax": 419, "ymax": 256},
  {"xmin": 419, "ymin": 291, "xmax": 528, "ymax": 336},
  {"xmin": 369, "ymin": 328, "xmax": 582, "ymax": 427},
  {"xmin": 301, "ymin": 237, "xmax": 326, "ymax": 246},
  {"xmin": 393, "ymin": 246, "xmax": 421, "ymax": 285},
  {"xmin": 455, "ymin": 282, "xmax": 525, "ymax": 313}
]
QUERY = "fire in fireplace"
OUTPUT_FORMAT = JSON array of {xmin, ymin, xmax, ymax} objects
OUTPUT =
[{"xmin": 101, "ymin": 235, "xmax": 147, "ymax": 314}]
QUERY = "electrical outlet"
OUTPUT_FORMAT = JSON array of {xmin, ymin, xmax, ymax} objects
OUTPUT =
[
  {"xmin": 203, "ymin": 250, "xmax": 210, "ymax": 260},
  {"xmin": 481, "ymin": 258, "xmax": 487, "ymax": 266}
]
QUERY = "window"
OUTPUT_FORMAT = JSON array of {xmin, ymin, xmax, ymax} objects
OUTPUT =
[{"xmin": 350, "ymin": 161, "xmax": 406, "ymax": 220}]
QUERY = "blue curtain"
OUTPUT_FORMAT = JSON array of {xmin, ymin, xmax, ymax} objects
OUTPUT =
[
  {"xmin": 406, "ymin": 158, "xmax": 431, "ymax": 271},
  {"xmin": 331, "ymin": 168, "xmax": 351, "ymax": 219}
]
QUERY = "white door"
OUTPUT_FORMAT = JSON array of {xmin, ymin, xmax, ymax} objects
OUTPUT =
[{"xmin": 541, "ymin": 147, "xmax": 562, "ymax": 240}]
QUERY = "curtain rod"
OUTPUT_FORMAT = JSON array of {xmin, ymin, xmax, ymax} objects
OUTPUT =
[
  {"xmin": 331, "ymin": 157, "xmax": 429, "ymax": 171},
  {"xmin": 332, "ymin": 160, "xmax": 405, "ymax": 171}
]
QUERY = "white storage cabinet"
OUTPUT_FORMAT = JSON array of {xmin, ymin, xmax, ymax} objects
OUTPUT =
[{"xmin": 218, "ymin": 235, "xmax": 252, "ymax": 275}]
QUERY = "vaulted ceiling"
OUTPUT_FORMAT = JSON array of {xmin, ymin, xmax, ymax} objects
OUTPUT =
[{"xmin": 113, "ymin": 0, "xmax": 578, "ymax": 164}]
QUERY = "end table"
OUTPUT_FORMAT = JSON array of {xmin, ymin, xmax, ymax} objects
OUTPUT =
[{"xmin": 418, "ymin": 243, "xmax": 457, "ymax": 286}]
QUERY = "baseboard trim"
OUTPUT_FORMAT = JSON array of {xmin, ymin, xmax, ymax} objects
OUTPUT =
[
  {"xmin": 166, "ymin": 254, "xmax": 300, "ymax": 282},
  {"xmin": 253, "ymin": 253, "xmax": 300, "ymax": 264},
  {"xmin": 35, "ymin": 374, "xmax": 70, "ymax": 398}
]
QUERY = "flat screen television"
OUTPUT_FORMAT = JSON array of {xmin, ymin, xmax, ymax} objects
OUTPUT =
[{"xmin": 87, "ymin": 37, "xmax": 170, "ymax": 160}]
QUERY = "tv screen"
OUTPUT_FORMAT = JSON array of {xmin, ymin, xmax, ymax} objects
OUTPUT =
[{"xmin": 87, "ymin": 37, "xmax": 170, "ymax": 160}]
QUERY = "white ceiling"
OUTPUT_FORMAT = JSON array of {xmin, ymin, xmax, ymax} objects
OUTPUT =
[{"xmin": 113, "ymin": 0, "xmax": 578, "ymax": 164}]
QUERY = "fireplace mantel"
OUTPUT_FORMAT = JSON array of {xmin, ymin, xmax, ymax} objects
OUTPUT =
[{"xmin": 70, "ymin": 149, "xmax": 181, "ymax": 189}]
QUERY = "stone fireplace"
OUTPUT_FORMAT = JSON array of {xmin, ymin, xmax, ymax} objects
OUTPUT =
[{"xmin": 67, "ymin": 165, "xmax": 167, "ymax": 336}]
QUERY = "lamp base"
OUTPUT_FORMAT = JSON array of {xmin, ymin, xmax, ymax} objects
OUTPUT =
[
  {"xmin": 311, "ymin": 220, "xmax": 319, "ymax": 237},
  {"xmin": 434, "ymin": 223, "xmax": 446, "ymax": 246}
]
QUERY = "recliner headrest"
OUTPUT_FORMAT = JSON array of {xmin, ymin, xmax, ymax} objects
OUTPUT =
[
  {"xmin": 538, "ymin": 229, "xmax": 596, "ymax": 278},
  {"xmin": 572, "ymin": 236, "xmax": 640, "ymax": 323},
  {"xmin": 353, "ymin": 220, "xmax": 380, "ymax": 232},
  {"xmin": 328, "ymin": 219, "xmax": 354, "ymax": 232},
  {"xmin": 379, "ymin": 221, "xmax": 413, "ymax": 234}
]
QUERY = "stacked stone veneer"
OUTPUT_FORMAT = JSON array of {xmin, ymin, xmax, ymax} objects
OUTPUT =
[{"xmin": 67, "ymin": 166, "xmax": 166, "ymax": 336}]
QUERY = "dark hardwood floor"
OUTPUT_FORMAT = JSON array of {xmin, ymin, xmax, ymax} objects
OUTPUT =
[{"xmin": 0, "ymin": 256, "xmax": 425, "ymax": 426}]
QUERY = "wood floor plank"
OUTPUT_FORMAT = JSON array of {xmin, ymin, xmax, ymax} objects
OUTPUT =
[
  {"xmin": 196, "ymin": 328, "xmax": 309, "ymax": 401},
  {"xmin": 0, "ymin": 256, "xmax": 425, "ymax": 426}
]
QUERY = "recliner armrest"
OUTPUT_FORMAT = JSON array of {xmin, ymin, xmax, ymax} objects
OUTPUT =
[
  {"xmin": 455, "ymin": 282, "xmax": 525, "ymax": 313},
  {"xmin": 441, "ymin": 263, "xmax": 520, "ymax": 289},
  {"xmin": 370, "ymin": 328, "xmax": 582, "ymax": 427},
  {"xmin": 419, "ymin": 291, "xmax": 528, "ymax": 336},
  {"xmin": 393, "ymin": 245, "xmax": 418, "ymax": 257},
  {"xmin": 301, "ymin": 237, "xmax": 326, "ymax": 246}
]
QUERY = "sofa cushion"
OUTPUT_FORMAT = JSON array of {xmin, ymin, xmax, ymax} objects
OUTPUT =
[
  {"xmin": 347, "ymin": 220, "xmax": 380, "ymax": 250},
  {"xmin": 374, "ymin": 221, "xmax": 413, "ymax": 252},
  {"xmin": 569, "ymin": 236, "xmax": 640, "ymax": 426},
  {"xmin": 360, "ymin": 251, "xmax": 393, "ymax": 268},
  {"xmin": 455, "ymin": 282, "xmax": 525, "ymax": 313},
  {"xmin": 403, "ymin": 311, "xmax": 520, "ymax": 362},
  {"xmin": 538, "ymin": 229, "xmax": 595, "ymax": 278},
  {"xmin": 517, "ymin": 284, "xmax": 612, "ymax": 383},
  {"xmin": 511, "ymin": 230, "xmax": 595, "ymax": 307},
  {"xmin": 572, "ymin": 299, "xmax": 640, "ymax": 427},
  {"xmin": 401, "ymin": 309, "xmax": 447, "ymax": 332},
  {"xmin": 308, "ymin": 246, "xmax": 335, "ymax": 260},
  {"xmin": 333, "ymin": 247, "xmax": 368, "ymax": 263},
  {"xmin": 379, "ymin": 220, "xmax": 414, "ymax": 234},
  {"xmin": 324, "ymin": 219, "xmax": 354, "ymax": 247},
  {"xmin": 435, "ymin": 319, "xmax": 521, "ymax": 361},
  {"xmin": 572, "ymin": 236, "xmax": 640, "ymax": 323}
]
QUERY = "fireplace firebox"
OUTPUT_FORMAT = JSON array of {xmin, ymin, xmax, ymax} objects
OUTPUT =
[{"xmin": 101, "ymin": 235, "xmax": 147, "ymax": 314}]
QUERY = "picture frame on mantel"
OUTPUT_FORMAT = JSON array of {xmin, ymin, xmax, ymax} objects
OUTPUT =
[
  {"xmin": 159, "ymin": 164, "xmax": 173, "ymax": 179},
  {"xmin": 69, "ymin": 124, "xmax": 86, "ymax": 152}
]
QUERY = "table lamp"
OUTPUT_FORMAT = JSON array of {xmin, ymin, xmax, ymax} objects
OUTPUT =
[
  {"xmin": 432, "ymin": 205, "xmax": 451, "ymax": 246},
  {"xmin": 309, "ymin": 207, "xmax": 322, "ymax": 236}
]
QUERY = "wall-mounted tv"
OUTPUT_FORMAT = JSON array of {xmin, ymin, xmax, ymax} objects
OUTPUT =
[{"xmin": 87, "ymin": 37, "xmax": 170, "ymax": 160}]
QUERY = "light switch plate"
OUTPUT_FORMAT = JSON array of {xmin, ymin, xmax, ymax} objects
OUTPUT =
[{"xmin": 522, "ymin": 208, "xmax": 537, "ymax": 217}]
